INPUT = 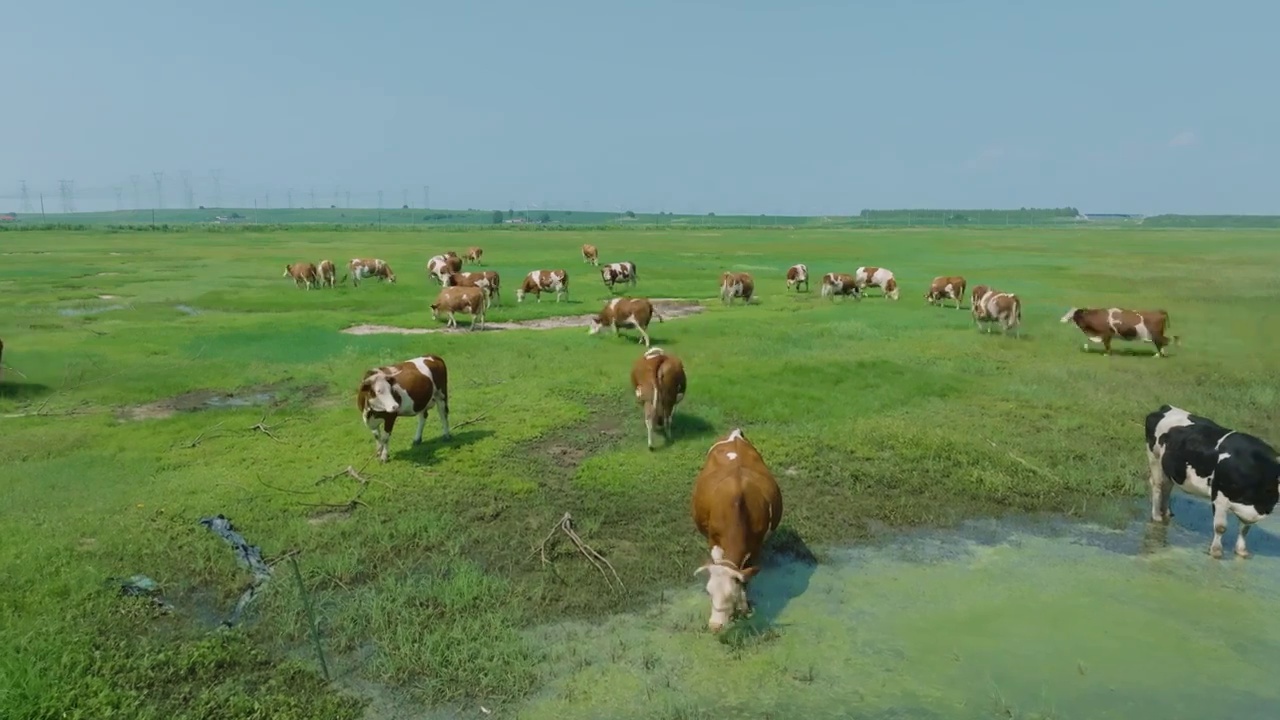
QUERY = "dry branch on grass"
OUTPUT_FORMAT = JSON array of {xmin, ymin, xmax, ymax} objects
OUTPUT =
[
  {"xmin": 533, "ymin": 512, "xmax": 625, "ymax": 592},
  {"xmin": 248, "ymin": 412, "xmax": 288, "ymax": 442},
  {"xmin": 0, "ymin": 364, "xmax": 28, "ymax": 379},
  {"xmin": 300, "ymin": 461, "xmax": 389, "ymax": 513},
  {"xmin": 983, "ymin": 437, "xmax": 1062, "ymax": 484},
  {"xmin": 178, "ymin": 412, "xmax": 292, "ymax": 449}
]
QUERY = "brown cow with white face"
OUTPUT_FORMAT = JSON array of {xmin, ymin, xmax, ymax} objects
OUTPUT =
[
  {"xmin": 582, "ymin": 244, "xmax": 599, "ymax": 266},
  {"xmin": 356, "ymin": 355, "xmax": 451, "ymax": 463},
  {"xmin": 465, "ymin": 247, "xmax": 483, "ymax": 265},
  {"xmin": 820, "ymin": 272, "xmax": 862, "ymax": 300},
  {"xmin": 349, "ymin": 258, "xmax": 396, "ymax": 286},
  {"xmin": 426, "ymin": 253, "xmax": 463, "ymax": 284},
  {"xmin": 431, "ymin": 286, "xmax": 488, "ymax": 330},
  {"xmin": 854, "ymin": 266, "xmax": 899, "ymax": 300},
  {"xmin": 443, "ymin": 271, "xmax": 501, "ymax": 305},
  {"xmin": 517, "ymin": 269, "xmax": 569, "ymax": 302},
  {"xmin": 971, "ymin": 285, "xmax": 1022, "ymax": 335},
  {"xmin": 720, "ymin": 272, "xmax": 754, "ymax": 305},
  {"xmin": 601, "ymin": 261, "xmax": 637, "ymax": 291},
  {"xmin": 785, "ymin": 264, "xmax": 809, "ymax": 292},
  {"xmin": 925, "ymin": 275, "xmax": 966, "ymax": 310},
  {"xmin": 588, "ymin": 297, "xmax": 663, "ymax": 347},
  {"xmin": 1060, "ymin": 307, "xmax": 1178, "ymax": 357},
  {"xmin": 691, "ymin": 428, "xmax": 783, "ymax": 632},
  {"xmin": 283, "ymin": 262, "xmax": 318, "ymax": 289},
  {"xmin": 630, "ymin": 346, "xmax": 687, "ymax": 450},
  {"xmin": 316, "ymin": 260, "xmax": 337, "ymax": 288}
]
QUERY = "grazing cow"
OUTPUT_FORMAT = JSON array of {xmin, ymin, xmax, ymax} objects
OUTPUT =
[
  {"xmin": 971, "ymin": 285, "xmax": 1021, "ymax": 335},
  {"xmin": 925, "ymin": 275, "xmax": 966, "ymax": 310},
  {"xmin": 426, "ymin": 253, "xmax": 463, "ymax": 284},
  {"xmin": 0, "ymin": 337, "xmax": 5, "ymax": 383},
  {"xmin": 601, "ymin": 261, "xmax": 638, "ymax": 291},
  {"xmin": 582, "ymin": 244, "xmax": 599, "ymax": 266},
  {"xmin": 589, "ymin": 297, "xmax": 663, "ymax": 347},
  {"xmin": 630, "ymin": 347, "xmax": 687, "ymax": 450},
  {"xmin": 691, "ymin": 428, "xmax": 783, "ymax": 632},
  {"xmin": 283, "ymin": 262, "xmax": 318, "ymax": 289},
  {"xmin": 464, "ymin": 246, "xmax": 484, "ymax": 265},
  {"xmin": 517, "ymin": 269, "xmax": 569, "ymax": 303},
  {"xmin": 443, "ymin": 270, "xmax": 501, "ymax": 304},
  {"xmin": 356, "ymin": 355, "xmax": 451, "ymax": 463},
  {"xmin": 349, "ymin": 258, "xmax": 396, "ymax": 286},
  {"xmin": 431, "ymin": 285, "xmax": 488, "ymax": 330},
  {"xmin": 316, "ymin": 259, "xmax": 337, "ymax": 288},
  {"xmin": 1145, "ymin": 404, "xmax": 1280, "ymax": 559},
  {"xmin": 820, "ymin": 272, "xmax": 862, "ymax": 300},
  {"xmin": 854, "ymin": 266, "xmax": 899, "ymax": 300},
  {"xmin": 1059, "ymin": 307, "xmax": 1178, "ymax": 358},
  {"xmin": 785, "ymin": 264, "xmax": 809, "ymax": 292},
  {"xmin": 720, "ymin": 271, "xmax": 754, "ymax": 305}
]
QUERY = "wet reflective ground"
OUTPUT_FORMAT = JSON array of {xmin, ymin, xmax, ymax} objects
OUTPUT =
[{"xmin": 510, "ymin": 498, "xmax": 1280, "ymax": 719}]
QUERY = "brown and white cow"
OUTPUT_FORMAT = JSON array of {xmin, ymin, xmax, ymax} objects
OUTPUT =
[
  {"xmin": 1060, "ymin": 307, "xmax": 1178, "ymax": 357},
  {"xmin": 283, "ymin": 262, "xmax": 318, "ymax": 289},
  {"xmin": 589, "ymin": 297, "xmax": 663, "ymax": 347},
  {"xmin": 925, "ymin": 275, "xmax": 966, "ymax": 310},
  {"xmin": 356, "ymin": 355, "xmax": 451, "ymax": 463},
  {"xmin": 601, "ymin": 261, "xmax": 637, "ymax": 291},
  {"xmin": 0, "ymin": 337, "xmax": 5, "ymax": 383},
  {"xmin": 316, "ymin": 259, "xmax": 337, "ymax": 288},
  {"xmin": 517, "ymin": 269, "xmax": 569, "ymax": 302},
  {"xmin": 820, "ymin": 272, "xmax": 862, "ymax": 300},
  {"xmin": 720, "ymin": 271, "xmax": 754, "ymax": 305},
  {"xmin": 854, "ymin": 266, "xmax": 899, "ymax": 300},
  {"xmin": 582, "ymin": 244, "xmax": 599, "ymax": 266},
  {"xmin": 426, "ymin": 253, "xmax": 463, "ymax": 284},
  {"xmin": 349, "ymin": 258, "xmax": 396, "ymax": 286},
  {"xmin": 464, "ymin": 246, "xmax": 484, "ymax": 265},
  {"xmin": 431, "ymin": 285, "xmax": 488, "ymax": 330},
  {"xmin": 630, "ymin": 346, "xmax": 687, "ymax": 450},
  {"xmin": 691, "ymin": 428, "xmax": 783, "ymax": 632},
  {"xmin": 443, "ymin": 270, "xmax": 501, "ymax": 304},
  {"xmin": 971, "ymin": 285, "xmax": 1022, "ymax": 335},
  {"xmin": 785, "ymin": 264, "xmax": 809, "ymax": 292}
]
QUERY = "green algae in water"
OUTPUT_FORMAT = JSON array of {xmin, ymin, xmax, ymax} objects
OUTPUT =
[{"xmin": 511, "ymin": 517, "xmax": 1280, "ymax": 720}]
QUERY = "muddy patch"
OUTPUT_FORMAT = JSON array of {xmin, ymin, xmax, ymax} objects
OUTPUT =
[
  {"xmin": 117, "ymin": 382, "xmax": 326, "ymax": 421},
  {"xmin": 341, "ymin": 299, "xmax": 705, "ymax": 336},
  {"xmin": 58, "ymin": 303, "xmax": 130, "ymax": 317}
]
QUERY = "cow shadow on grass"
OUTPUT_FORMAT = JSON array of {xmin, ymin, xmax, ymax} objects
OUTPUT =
[
  {"xmin": 397, "ymin": 428, "xmax": 495, "ymax": 465},
  {"xmin": 0, "ymin": 381, "xmax": 53, "ymax": 402},
  {"xmin": 1077, "ymin": 346, "xmax": 1166, "ymax": 358},
  {"xmin": 729, "ymin": 526, "xmax": 818, "ymax": 636},
  {"xmin": 647, "ymin": 412, "xmax": 719, "ymax": 451},
  {"xmin": 1138, "ymin": 495, "xmax": 1280, "ymax": 559}
]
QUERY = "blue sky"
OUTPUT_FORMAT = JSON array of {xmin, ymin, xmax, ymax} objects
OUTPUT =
[{"xmin": 3, "ymin": 0, "xmax": 1276, "ymax": 215}]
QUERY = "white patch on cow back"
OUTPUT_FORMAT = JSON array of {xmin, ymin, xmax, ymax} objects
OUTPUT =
[
  {"xmin": 608, "ymin": 297, "xmax": 621, "ymax": 310},
  {"xmin": 1215, "ymin": 432, "xmax": 1235, "ymax": 450},
  {"xmin": 1152, "ymin": 406, "xmax": 1194, "ymax": 446},
  {"xmin": 644, "ymin": 347, "xmax": 665, "ymax": 358},
  {"xmin": 725, "ymin": 452, "xmax": 738, "ymax": 460},
  {"xmin": 409, "ymin": 357, "xmax": 435, "ymax": 384}
]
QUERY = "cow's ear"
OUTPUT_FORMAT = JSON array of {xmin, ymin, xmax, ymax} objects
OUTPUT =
[
  {"xmin": 738, "ymin": 566, "xmax": 759, "ymax": 583},
  {"xmin": 693, "ymin": 564, "xmax": 710, "ymax": 577},
  {"xmin": 363, "ymin": 369, "xmax": 378, "ymax": 380}
]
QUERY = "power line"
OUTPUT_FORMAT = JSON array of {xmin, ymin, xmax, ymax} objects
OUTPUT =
[
  {"xmin": 130, "ymin": 175, "xmax": 141, "ymax": 209},
  {"xmin": 19, "ymin": 180, "xmax": 31, "ymax": 213},
  {"xmin": 152, "ymin": 171, "xmax": 165, "ymax": 209},
  {"xmin": 58, "ymin": 180, "xmax": 75, "ymax": 213}
]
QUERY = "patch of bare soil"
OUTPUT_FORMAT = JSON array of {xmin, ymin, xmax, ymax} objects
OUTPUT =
[
  {"xmin": 341, "ymin": 299, "xmax": 705, "ymax": 335},
  {"xmin": 116, "ymin": 382, "xmax": 326, "ymax": 421}
]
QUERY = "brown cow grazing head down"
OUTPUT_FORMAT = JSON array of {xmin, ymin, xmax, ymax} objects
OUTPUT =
[
  {"xmin": 854, "ymin": 266, "xmax": 899, "ymax": 300},
  {"xmin": 600, "ymin": 261, "xmax": 638, "ymax": 291},
  {"xmin": 720, "ymin": 271, "xmax": 754, "ymax": 305},
  {"xmin": 517, "ymin": 269, "xmax": 569, "ymax": 303},
  {"xmin": 316, "ymin": 259, "xmax": 337, "ymax": 288},
  {"xmin": 356, "ymin": 355, "xmax": 450, "ymax": 463},
  {"xmin": 820, "ymin": 272, "xmax": 862, "ymax": 300},
  {"xmin": 0, "ymin": 337, "xmax": 5, "ymax": 383},
  {"xmin": 465, "ymin": 246, "xmax": 483, "ymax": 264},
  {"xmin": 443, "ymin": 270, "xmax": 501, "ymax": 304},
  {"xmin": 630, "ymin": 346, "xmax": 687, "ymax": 450},
  {"xmin": 691, "ymin": 428, "xmax": 783, "ymax": 632},
  {"xmin": 349, "ymin": 258, "xmax": 395, "ymax": 286},
  {"xmin": 1060, "ymin": 307, "xmax": 1178, "ymax": 357},
  {"xmin": 582, "ymin": 243, "xmax": 599, "ymax": 266},
  {"xmin": 925, "ymin": 275, "xmax": 966, "ymax": 310},
  {"xmin": 971, "ymin": 285, "xmax": 1022, "ymax": 336},
  {"xmin": 431, "ymin": 285, "xmax": 489, "ymax": 331},
  {"xmin": 590, "ymin": 297, "xmax": 663, "ymax": 347},
  {"xmin": 785, "ymin": 264, "xmax": 809, "ymax": 292},
  {"xmin": 283, "ymin": 262, "xmax": 319, "ymax": 289}
]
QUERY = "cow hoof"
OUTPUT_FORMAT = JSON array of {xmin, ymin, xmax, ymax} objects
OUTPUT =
[
  {"xmin": 1209, "ymin": 546, "xmax": 1224, "ymax": 559},
  {"xmin": 412, "ymin": 438, "xmax": 422, "ymax": 446},
  {"xmin": 1236, "ymin": 548, "xmax": 1252, "ymax": 559}
]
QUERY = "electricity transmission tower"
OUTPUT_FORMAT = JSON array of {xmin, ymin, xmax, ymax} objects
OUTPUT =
[
  {"xmin": 345, "ymin": 190, "xmax": 351, "ymax": 208},
  {"xmin": 423, "ymin": 185, "xmax": 429, "ymax": 211},
  {"xmin": 287, "ymin": 188, "xmax": 294, "ymax": 209},
  {"xmin": 152, "ymin": 171, "xmax": 165, "ymax": 209},
  {"xmin": 19, "ymin": 181, "xmax": 31, "ymax": 212},
  {"xmin": 114, "ymin": 186, "xmax": 124, "ymax": 210},
  {"xmin": 130, "ymin": 175, "xmax": 141, "ymax": 209},
  {"xmin": 57, "ymin": 180, "xmax": 75, "ymax": 213},
  {"xmin": 309, "ymin": 187, "xmax": 316, "ymax": 208},
  {"xmin": 181, "ymin": 170, "xmax": 194, "ymax": 208}
]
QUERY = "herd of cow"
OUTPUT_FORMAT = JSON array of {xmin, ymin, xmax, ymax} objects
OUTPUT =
[{"xmin": 0, "ymin": 241, "xmax": 1260, "ymax": 635}]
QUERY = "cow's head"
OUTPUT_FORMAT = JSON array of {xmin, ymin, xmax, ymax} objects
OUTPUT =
[
  {"xmin": 1060, "ymin": 308, "xmax": 1081, "ymax": 324},
  {"xmin": 283, "ymin": 265, "xmax": 292, "ymax": 277},
  {"xmin": 385, "ymin": 268, "xmax": 397, "ymax": 284},
  {"xmin": 588, "ymin": 314, "xmax": 607, "ymax": 335},
  {"xmin": 359, "ymin": 369, "xmax": 401, "ymax": 414},
  {"xmin": 694, "ymin": 546, "xmax": 753, "ymax": 632}
]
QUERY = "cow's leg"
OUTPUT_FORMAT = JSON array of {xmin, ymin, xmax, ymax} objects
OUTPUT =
[
  {"xmin": 448, "ymin": 311, "xmax": 457, "ymax": 329},
  {"xmin": 1153, "ymin": 336, "xmax": 1169, "ymax": 358},
  {"xmin": 1103, "ymin": 336, "xmax": 1113, "ymax": 356},
  {"xmin": 438, "ymin": 391, "xmax": 451, "ymax": 439},
  {"xmin": 1146, "ymin": 449, "xmax": 1173, "ymax": 522},
  {"xmin": 376, "ymin": 416, "xmax": 398, "ymax": 462},
  {"xmin": 1209, "ymin": 498, "xmax": 1228, "ymax": 558},
  {"xmin": 1236, "ymin": 521, "xmax": 1253, "ymax": 559},
  {"xmin": 645, "ymin": 407, "xmax": 655, "ymax": 450},
  {"xmin": 413, "ymin": 412, "xmax": 427, "ymax": 445},
  {"xmin": 637, "ymin": 325, "xmax": 651, "ymax": 347}
]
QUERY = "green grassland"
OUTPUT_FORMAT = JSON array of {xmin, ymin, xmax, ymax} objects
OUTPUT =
[{"xmin": 2, "ymin": 226, "xmax": 1278, "ymax": 718}]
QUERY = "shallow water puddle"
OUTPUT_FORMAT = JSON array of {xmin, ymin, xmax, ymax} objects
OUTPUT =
[{"xmin": 508, "ymin": 515, "xmax": 1280, "ymax": 720}]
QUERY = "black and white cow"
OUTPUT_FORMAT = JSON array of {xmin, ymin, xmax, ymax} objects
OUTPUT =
[{"xmin": 1145, "ymin": 404, "xmax": 1280, "ymax": 559}]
